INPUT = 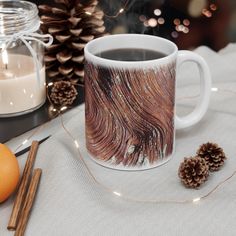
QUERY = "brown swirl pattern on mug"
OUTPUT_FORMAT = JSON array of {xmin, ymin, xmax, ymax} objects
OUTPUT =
[{"xmin": 85, "ymin": 61, "xmax": 176, "ymax": 167}]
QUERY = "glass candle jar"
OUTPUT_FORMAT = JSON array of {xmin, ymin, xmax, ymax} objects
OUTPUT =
[{"xmin": 0, "ymin": 0, "xmax": 52, "ymax": 117}]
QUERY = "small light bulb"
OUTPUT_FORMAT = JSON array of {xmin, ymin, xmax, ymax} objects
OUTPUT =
[
  {"xmin": 47, "ymin": 82, "xmax": 53, "ymax": 87},
  {"xmin": 211, "ymin": 87, "xmax": 218, "ymax": 92},
  {"xmin": 60, "ymin": 106, "xmax": 67, "ymax": 111},
  {"xmin": 2, "ymin": 48, "xmax": 8, "ymax": 66},
  {"xmin": 119, "ymin": 8, "xmax": 124, "ymax": 13},
  {"xmin": 74, "ymin": 140, "xmax": 79, "ymax": 149},
  {"xmin": 113, "ymin": 191, "xmax": 122, "ymax": 197},
  {"xmin": 85, "ymin": 11, "xmax": 92, "ymax": 15},
  {"xmin": 22, "ymin": 139, "xmax": 28, "ymax": 145},
  {"xmin": 193, "ymin": 197, "xmax": 201, "ymax": 203}
]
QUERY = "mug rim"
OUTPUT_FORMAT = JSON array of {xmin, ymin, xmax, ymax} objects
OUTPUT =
[{"xmin": 84, "ymin": 34, "xmax": 178, "ymax": 68}]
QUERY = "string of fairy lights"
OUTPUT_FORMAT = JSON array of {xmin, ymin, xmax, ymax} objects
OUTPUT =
[
  {"xmin": 103, "ymin": 0, "xmax": 218, "ymax": 39},
  {"xmin": 13, "ymin": 86, "xmax": 236, "ymax": 204},
  {"xmin": 103, "ymin": 0, "xmax": 128, "ymax": 18},
  {"xmin": 11, "ymin": 0, "xmax": 235, "ymax": 205}
]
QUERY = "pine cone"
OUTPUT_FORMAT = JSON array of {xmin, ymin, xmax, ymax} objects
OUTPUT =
[
  {"xmin": 178, "ymin": 156, "xmax": 209, "ymax": 188},
  {"xmin": 39, "ymin": 0, "xmax": 106, "ymax": 83},
  {"xmin": 49, "ymin": 80, "xmax": 78, "ymax": 106},
  {"xmin": 197, "ymin": 142, "xmax": 226, "ymax": 172}
]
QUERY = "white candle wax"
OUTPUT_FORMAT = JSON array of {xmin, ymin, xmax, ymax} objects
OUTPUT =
[{"xmin": 0, "ymin": 54, "xmax": 46, "ymax": 116}]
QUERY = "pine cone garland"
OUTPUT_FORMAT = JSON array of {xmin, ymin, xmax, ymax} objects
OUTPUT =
[
  {"xmin": 39, "ymin": 0, "xmax": 106, "ymax": 83},
  {"xmin": 49, "ymin": 81, "xmax": 78, "ymax": 106},
  {"xmin": 178, "ymin": 156, "xmax": 209, "ymax": 188},
  {"xmin": 197, "ymin": 142, "xmax": 226, "ymax": 172}
]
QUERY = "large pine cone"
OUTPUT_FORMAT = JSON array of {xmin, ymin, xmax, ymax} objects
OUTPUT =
[
  {"xmin": 178, "ymin": 156, "xmax": 209, "ymax": 188},
  {"xmin": 197, "ymin": 142, "xmax": 226, "ymax": 172},
  {"xmin": 39, "ymin": 0, "xmax": 106, "ymax": 83}
]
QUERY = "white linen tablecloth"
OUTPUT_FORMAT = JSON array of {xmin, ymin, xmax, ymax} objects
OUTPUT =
[{"xmin": 1, "ymin": 44, "xmax": 236, "ymax": 236}]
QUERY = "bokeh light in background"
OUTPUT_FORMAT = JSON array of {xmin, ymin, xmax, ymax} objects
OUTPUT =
[
  {"xmin": 30, "ymin": 0, "xmax": 236, "ymax": 51},
  {"xmin": 99, "ymin": 0, "xmax": 235, "ymax": 51}
]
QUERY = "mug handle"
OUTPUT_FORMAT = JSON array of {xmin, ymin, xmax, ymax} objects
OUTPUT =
[{"xmin": 175, "ymin": 50, "xmax": 212, "ymax": 129}]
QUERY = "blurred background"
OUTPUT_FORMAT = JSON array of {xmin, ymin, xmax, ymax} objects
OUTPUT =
[{"xmin": 32, "ymin": 0, "xmax": 236, "ymax": 51}]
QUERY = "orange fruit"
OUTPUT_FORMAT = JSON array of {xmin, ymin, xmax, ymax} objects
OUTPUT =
[{"xmin": 0, "ymin": 143, "xmax": 20, "ymax": 203}]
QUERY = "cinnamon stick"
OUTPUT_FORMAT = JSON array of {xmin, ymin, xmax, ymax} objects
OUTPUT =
[
  {"xmin": 8, "ymin": 141, "xmax": 39, "ymax": 231},
  {"xmin": 15, "ymin": 169, "xmax": 42, "ymax": 236}
]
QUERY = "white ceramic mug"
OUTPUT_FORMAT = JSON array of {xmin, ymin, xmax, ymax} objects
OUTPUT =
[{"xmin": 84, "ymin": 34, "xmax": 211, "ymax": 170}]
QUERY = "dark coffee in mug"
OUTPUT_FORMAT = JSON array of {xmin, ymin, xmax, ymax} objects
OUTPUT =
[{"xmin": 96, "ymin": 48, "xmax": 167, "ymax": 61}]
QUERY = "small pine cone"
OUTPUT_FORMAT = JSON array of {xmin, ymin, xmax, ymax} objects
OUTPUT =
[
  {"xmin": 49, "ymin": 81, "xmax": 78, "ymax": 107},
  {"xmin": 197, "ymin": 142, "xmax": 226, "ymax": 172},
  {"xmin": 178, "ymin": 156, "xmax": 209, "ymax": 188}
]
